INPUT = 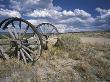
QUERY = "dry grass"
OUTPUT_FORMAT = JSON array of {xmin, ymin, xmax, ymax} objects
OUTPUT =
[
  {"xmin": 57, "ymin": 34, "xmax": 110, "ymax": 82},
  {"xmin": 0, "ymin": 33, "xmax": 110, "ymax": 82},
  {"xmin": 0, "ymin": 59, "xmax": 37, "ymax": 82}
]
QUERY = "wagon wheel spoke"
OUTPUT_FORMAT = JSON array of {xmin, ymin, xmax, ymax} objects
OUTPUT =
[
  {"xmin": 20, "ymin": 49, "xmax": 27, "ymax": 64},
  {"xmin": 12, "ymin": 22, "xmax": 19, "ymax": 39},
  {"xmin": 19, "ymin": 20, "xmax": 21, "ymax": 29},
  {"xmin": 12, "ymin": 21, "xmax": 15, "ymax": 28},
  {"xmin": 17, "ymin": 51, "xmax": 20, "ymax": 60},
  {"xmin": 49, "ymin": 28, "xmax": 54, "ymax": 33},
  {"xmin": 21, "ymin": 48, "xmax": 33, "ymax": 61},
  {"xmin": 8, "ymin": 28, "xmax": 16, "ymax": 39},
  {"xmin": 21, "ymin": 45, "xmax": 35, "ymax": 55},
  {"xmin": 21, "ymin": 24, "xmax": 29, "ymax": 38},
  {"xmin": 13, "ymin": 28, "xmax": 19, "ymax": 39},
  {"xmin": 18, "ymin": 28, "xmax": 21, "ymax": 39},
  {"xmin": 47, "ymin": 24, "xmax": 50, "ymax": 33}
]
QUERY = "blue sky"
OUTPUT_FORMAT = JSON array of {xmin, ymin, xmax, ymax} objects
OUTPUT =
[
  {"xmin": 53, "ymin": 0, "xmax": 110, "ymax": 17},
  {"xmin": 0, "ymin": 0, "xmax": 110, "ymax": 32}
]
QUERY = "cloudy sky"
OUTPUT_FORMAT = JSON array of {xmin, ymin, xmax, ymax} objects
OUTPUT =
[{"xmin": 0, "ymin": 0, "xmax": 110, "ymax": 32}]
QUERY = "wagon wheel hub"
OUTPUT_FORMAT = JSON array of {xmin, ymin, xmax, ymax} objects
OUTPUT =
[
  {"xmin": 10, "ymin": 39, "xmax": 28, "ymax": 48},
  {"xmin": 10, "ymin": 40, "xmax": 18, "ymax": 47}
]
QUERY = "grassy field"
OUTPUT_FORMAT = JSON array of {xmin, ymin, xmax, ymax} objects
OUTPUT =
[
  {"xmin": 68, "ymin": 31, "xmax": 110, "ymax": 38},
  {"xmin": 0, "ymin": 32, "xmax": 110, "ymax": 82}
]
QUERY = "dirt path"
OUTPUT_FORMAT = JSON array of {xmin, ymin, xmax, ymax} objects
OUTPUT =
[{"xmin": 80, "ymin": 37, "xmax": 110, "ymax": 45}]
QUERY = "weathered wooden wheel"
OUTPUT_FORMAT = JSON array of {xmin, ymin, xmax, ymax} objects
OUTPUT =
[
  {"xmin": 0, "ymin": 17, "xmax": 43, "ymax": 64},
  {"xmin": 36, "ymin": 23, "xmax": 59, "ymax": 50}
]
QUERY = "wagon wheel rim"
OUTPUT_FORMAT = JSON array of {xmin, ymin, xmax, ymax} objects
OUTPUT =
[
  {"xmin": 36, "ymin": 23, "xmax": 59, "ymax": 49},
  {"xmin": 0, "ymin": 18, "xmax": 42, "ymax": 64},
  {"xmin": 0, "ymin": 17, "xmax": 14, "ymax": 29}
]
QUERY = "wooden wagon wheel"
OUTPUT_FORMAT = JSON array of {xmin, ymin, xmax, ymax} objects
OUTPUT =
[
  {"xmin": 36, "ymin": 23, "xmax": 59, "ymax": 50},
  {"xmin": 0, "ymin": 17, "xmax": 43, "ymax": 64}
]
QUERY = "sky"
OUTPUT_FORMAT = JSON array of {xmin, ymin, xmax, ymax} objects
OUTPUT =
[{"xmin": 0, "ymin": 0, "xmax": 110, "ymax": 32}]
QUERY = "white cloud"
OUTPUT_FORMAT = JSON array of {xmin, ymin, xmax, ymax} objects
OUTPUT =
[
  {"xmin": 28, "ymin": 9, "xmax": 52, "ymax": 17},
  {"xmin": 10, "ymin": 0, "xmax": 40, "ymax": 11},
  {"xmin": 27, "ymin": 8, "xmax": 92, "ymax": 19},
  {"xmin": 26, "ymin": 8, "xmax": 95, "ymax": 32},
  {"xmin": 9, "ymin": 0, "xmax": 61, "ymax": 12},
  {"xmin": 93, "ymin": 8, "xmax": 110, "ymax": 30},
  {"xmin": 65, "ymin": 27, "xmax": 101, "ymax": 32},
  {"xmin": 86, "ymin": 17, "xmax": 95, "ymax": 23},
  {"xmin": 27, "ymin": 19, "xmax": 49, "ymax": 26},
  {"xmin": 59, "ymin": 16, "xmax": 94, "ymax": 26},
  {"xmin": 25, "ymin": 0, "xmax": 40, "ymax": 4},
  {"xmin": 61, "ymin": 9, "xmax": 91, "ymax": 18},
  {"xmin": 65, "ymin": 27, "xmax": 81, "ymax": 32},
  {"xmin": 62, "ymin": 10, "xmax": 75, "ymax": 16},
  {"xmin": 55, "ymin": 24, "xmax": 67, "ymax": 33},
  {"xmin": 27, "ymin": 9, "xmax": 63, "ymax": 19},
  {"xmin": 74, "ymin": 9, "xmax": 91, "ymax": 17},
  {"xmin": 96, "ymin": 8, "xmax": 110, "ymax": 19},
  {"xmin": 100, "ymin": 10, "xmax": 110, "ymax": 19},
  {"xmin": 96, "ymin": 8, "xmax": 107, "ymax": 15},
  {"xmin": 0, "ymin": 8, "xmax": 21, "ymax": 17},
  {"xmin": 59, "ymin": 17, "xmax": 84, "ymax": 23},
  {"xmin": 0, "ymin": 0, "xmax": 110, "ymax": 32}
]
